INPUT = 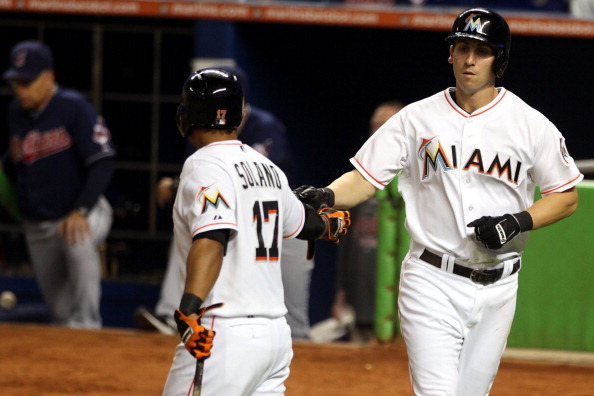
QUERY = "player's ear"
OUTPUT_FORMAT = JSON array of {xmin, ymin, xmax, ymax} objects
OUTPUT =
[{"xmin": 448, "ymin": 45, "xmax": 454, "ymax": 64}]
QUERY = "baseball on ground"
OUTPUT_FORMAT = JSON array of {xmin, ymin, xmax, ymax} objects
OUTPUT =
[{"xmin": 0, "ymin": 290, "xmax": 17, "ymax": 310}]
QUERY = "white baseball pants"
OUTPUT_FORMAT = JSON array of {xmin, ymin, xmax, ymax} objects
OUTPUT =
[
  {"xmin": 163, "ymin": 315, "xmax": 293, "ymax": 396},
  {"xmin": 398, "ymin": 257, "xmax": 519, "ymax": 396}
]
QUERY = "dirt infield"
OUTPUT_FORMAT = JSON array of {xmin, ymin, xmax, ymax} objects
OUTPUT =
[{"xmin": 1, "ymin": 323, "xmax": 593, "ymax": 395}]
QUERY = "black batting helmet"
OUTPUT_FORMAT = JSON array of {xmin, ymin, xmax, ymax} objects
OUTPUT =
[
  {"xmin": 176, "ymin": 68, "xmax": 244, "ymax": 137},
  {"xmin": 446, "ymin": 8, "xmax": 511, "ymax": 78}
]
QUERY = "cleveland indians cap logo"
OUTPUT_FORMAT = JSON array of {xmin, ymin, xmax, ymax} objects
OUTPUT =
[{"xmin": 13, "ymin": 49, "xmax": 27, "ymax": 68}]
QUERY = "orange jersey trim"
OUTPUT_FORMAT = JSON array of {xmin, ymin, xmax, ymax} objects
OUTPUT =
[
  {"xmin": 444, "ymin": 89, "xmax": 508, "ymax": 118},
  {"xmin": 352, "ymin": 157, "xmax": 387, "ymax": 187},
  {"xmin": 540, "ymin": 174, "xmax": 583, "ymax": 195},
  {"xmin": 285, "ymin": 204, "xmax": 306, "ymax": 238},
  {"xmin": 208, "ymin": 141, "xmax": 243, "ymax": 147}
]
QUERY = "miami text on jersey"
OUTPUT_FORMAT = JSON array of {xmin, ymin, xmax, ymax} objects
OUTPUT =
[
  {"xmin": 419, "ymin": 137, "xmax": 522, "ymax": 184},
  {"xmin": 10, "ymin": 127, "xmax": 72, "ymax": 164},
  {"xmin": 234, "ymin": 160, "xmax": 282, "ymax": 190}
]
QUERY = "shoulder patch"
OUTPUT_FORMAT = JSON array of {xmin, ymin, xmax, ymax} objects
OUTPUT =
[
  {"xmin": 93, "ymin": 116, "xmax": 111, "ymax": 146},
  {"xmin": 559, "ymin": 137, "xmax": 572, "ymax": 166},
  {"xmin": 197, "ymin": 184, "xmax": 230, "ymax": 214}
]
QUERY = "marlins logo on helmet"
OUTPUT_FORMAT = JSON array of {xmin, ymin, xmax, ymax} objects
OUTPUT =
[{"xmin": 463, "ymin": 13, "xmax": 483, "ymax": 33}]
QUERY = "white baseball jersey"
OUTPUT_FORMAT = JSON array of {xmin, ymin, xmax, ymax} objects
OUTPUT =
[
  {"xmin": 352, "ymin": 87, "xmax": 583, "ymax": 267},
  {"xmin": 172, "ymin": 140, "xmax": 305, "ymax": 318}
]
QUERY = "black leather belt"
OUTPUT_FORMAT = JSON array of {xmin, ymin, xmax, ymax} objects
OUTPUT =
[{"xmin": 420, "ymin": 249, "xmax": 520, "ymax": 285}]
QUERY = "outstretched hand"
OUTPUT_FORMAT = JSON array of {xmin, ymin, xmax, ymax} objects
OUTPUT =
[{"xmin": 293, "ymin": 185, "xmax": 335, "ymax": 211}]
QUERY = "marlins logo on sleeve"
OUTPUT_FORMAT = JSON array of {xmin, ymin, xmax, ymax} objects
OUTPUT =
[
  {"xmin": 192, "ymin": 183, "xmax": 236, "ymax": 234},
  {"xmin": 198, "ymin": 184, "xmax": 231, "ymax": 214}
]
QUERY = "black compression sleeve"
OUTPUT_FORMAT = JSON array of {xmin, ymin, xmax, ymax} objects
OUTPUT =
[
  {"xmin": 296, "ymin": 204, "xmax": 325, "ymax": 240},
  {"xmin": 194, "ymin": 229, "xmax": 231, "ymax": 255}
]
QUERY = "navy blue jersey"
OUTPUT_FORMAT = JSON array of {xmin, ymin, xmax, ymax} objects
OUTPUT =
[
  {"xmin": 7, "ymin": 87, "xmax": 115, "ymax": 220},
  {"xmin": 239, "ymin": 106, "xmax": 295, "ymax": 187}
]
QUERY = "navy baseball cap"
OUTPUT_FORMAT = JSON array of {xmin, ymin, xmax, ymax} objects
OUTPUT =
[{"xmin": 3, "ymin": 40, "xmax": 54, "ymax": 81}]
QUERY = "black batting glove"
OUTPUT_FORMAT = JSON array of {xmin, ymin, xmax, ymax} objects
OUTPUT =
[
  {"xmin": 293, "ymin": 185, "xmax": 335, "ymax": 211},
  {"xmin": 467, "ymin": 211, "xmax": 533, "ymax": 250}
]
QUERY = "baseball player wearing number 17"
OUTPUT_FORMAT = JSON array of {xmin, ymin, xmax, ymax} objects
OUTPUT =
[
  {"xmin": 161, "ymin": 68, "xmax": 350, "ymax": 396},
  {"xmin": 295, "ymin": 8, "xmax": 583, "ymax": 396}
]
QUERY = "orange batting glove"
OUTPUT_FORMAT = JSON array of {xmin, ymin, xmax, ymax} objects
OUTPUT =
[
  {"xmin": 174, "ymin": 302, "xmax": 223, "ymax": 360},
  {"xmin": 318, "ymin": 207, "xmax": 351, "ymax": 243}
]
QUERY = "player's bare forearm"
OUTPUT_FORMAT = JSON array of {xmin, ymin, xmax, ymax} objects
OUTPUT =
[
  {"xmin": 527, "ymin": 187, "xmax": 578, "ymax": 230},
  {"xmin": 327, "ymin": 170, "xmax": 377, "ymax": 209},
  {"xmin": 184, "ymin": 238, "xmax": 224, "ymax": 305}
]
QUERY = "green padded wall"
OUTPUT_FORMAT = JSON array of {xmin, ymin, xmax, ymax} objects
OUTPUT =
[
  {"xmin": 374, "ymin": 180, "xmax": 408, "ymax": 342},
  {"xmin": 375, "ymin": 180, "xmax": 593, "ymax": 350},
  {"xmin": 508, "ymin": 180, "xmax": 594, "ymax": 351}
]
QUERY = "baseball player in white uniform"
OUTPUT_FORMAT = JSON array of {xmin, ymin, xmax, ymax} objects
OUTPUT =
[
  {"xmin": 136, "ymin": 66, "xmax": 314, "ymax": 340},
  {"xmin": 295, "ymin": 8, "xmax": 583, "ymax": 396},
  {"xmin": 162, "ymin": 68, "xmax": 350, "ymax": 396}
]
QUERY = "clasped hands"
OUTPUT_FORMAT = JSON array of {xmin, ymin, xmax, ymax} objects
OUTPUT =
[
  {"xmin": 293, "ymin": 185, "xmax": 350, "ymax": 243},
  {"xmin": 293, "ymin": 185, "xmax": 533, "ymax": 250}
]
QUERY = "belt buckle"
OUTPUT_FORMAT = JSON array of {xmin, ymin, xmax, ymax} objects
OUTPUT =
[{"xmin": 470, "ymin": 269, "xmax": 495, "ymax": 285}]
